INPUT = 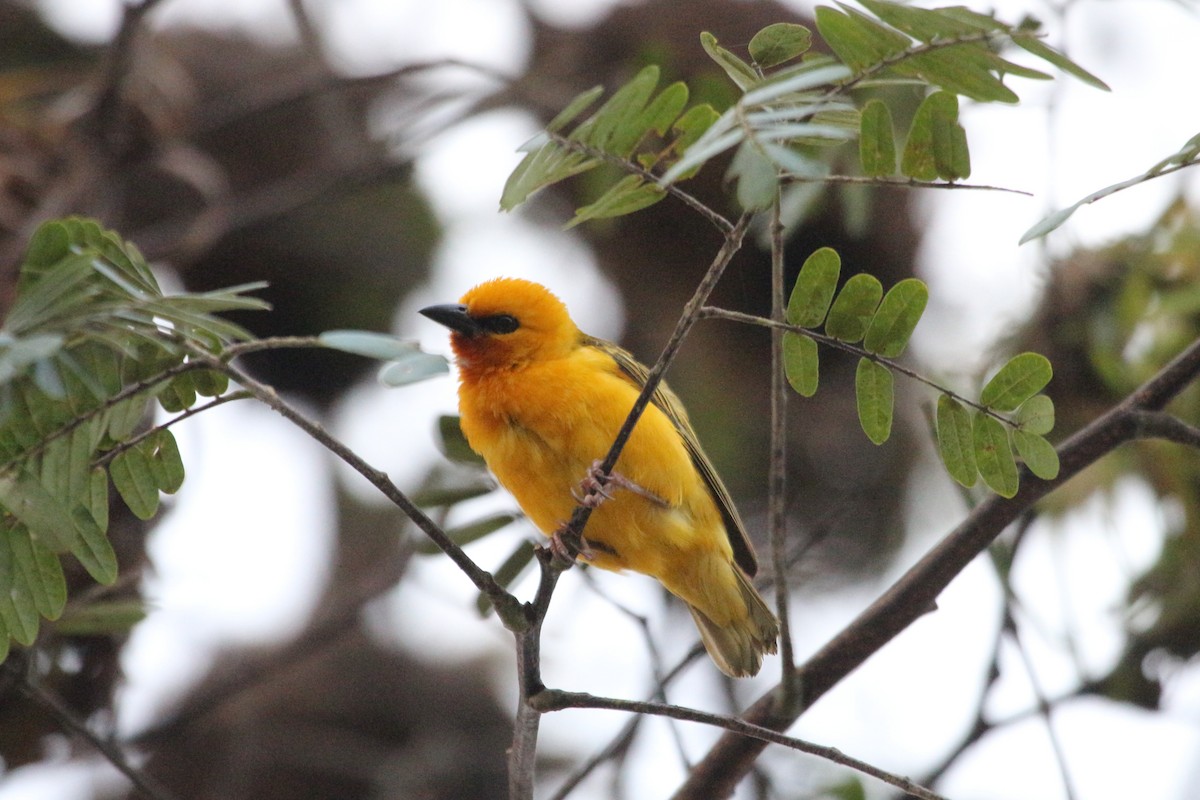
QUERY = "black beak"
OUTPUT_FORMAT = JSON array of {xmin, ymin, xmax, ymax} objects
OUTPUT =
[{"xmin": 419, "ymin": 303, "xmax": 484, "ymax": 337}]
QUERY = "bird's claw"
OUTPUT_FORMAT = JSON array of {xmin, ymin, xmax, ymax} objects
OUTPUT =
[
  {"xmin": 547, "ymin": 527, "xmax": 593, "ymax": 567},
  {"xmin": 573, "ymin": 459, "xmax": 668, "ymax": 509}
]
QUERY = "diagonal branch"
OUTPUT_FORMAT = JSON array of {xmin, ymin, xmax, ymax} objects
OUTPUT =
[{"xmin": 673, "ymin": 334, "xmax": 1200, "ymax": 798}]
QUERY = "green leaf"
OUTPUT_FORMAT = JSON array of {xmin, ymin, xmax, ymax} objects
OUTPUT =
[
  {"xmin": 145, "ymin": 429, "xmax": 185, "ymax": 494},
  {"xmin": 500, "ymin": 141, "xmax": 596, "ymax": 212},
  {"xmin": 859, "ymin": 100, "xmax": 896, "ymax": 177},
  {"xmin": 54, "ymin": 599, "xmax": 147, "ymax": 635},
  {"xmin": 105, "ymin": 395, "xmax": 148, "ymax": 442},
  {"xmin": 417, "ymin": 512, "xmax": 518, "ymax": 555},
  {"xmin": 546, "ymin": 85, "xmax": 604, "ymax": 134},
  {"xmin": 863, "ymin": 278, "xmax": 928, "ymax": 357},
  {"xmin": 980, "ymin": 352, "xmax": 1053, "ymax": 411},
  {"xmin": 783, "ymin": 332, "xmax": 819, "ymax": 397},
  {"xmin": 192, "ymin": 368, "xmax": 229, "ymax": 397},
  {"xmin": 567, "ymin": 175, "xmax": 667, "ymax": 228},
  {"xmin": 825, "ymin": 273, "xmax": 883, "ymax": 342},
  {"xmin": 670, "ymin": 104, "xmax": 720, "ymax": 154},
  {"xmin": 377, "ymin": 351, "xmax": 451, "ymax": 387},
  {"xmin": 787, "ymin": 247, "xmax": 841, "ymax": 328},
  {"xmin": 68, "ymin": 507, "xmax": 117, "ymax": 584},
  {"xmin": 973, "ymin": 413, "xmax": 1019, "ymax": 498},
  {"xmin": 729, "ymin": 140, "xmax": 778, "ymax": 212},
  {"xmin": 1013, "ymin": 34, "xmax": 1109, "ymax": 91},
  {"xmin": 319, "ymin": 330, "xmax": 424, "ymax": 360},
  {"xmin": 1016, "ymin": 394, "xmax": 1055, "ymax": 436},
  {"xmin": 633, "ymin": 81, "xmax": 689, "ymax": 138},
  {"xmin": 815, "ymin": 6, "xmax": 910, "ymax": 74},
  {"xmin": 902, "ymin": 92, "xmax": 959, "ymax": 180},
  {"xmin": 110, "ymin": 445, "xmax": 160, "ymax": 519},
  {"xmin": 936, "ymin": 395, "xmax": 977, "ymax": 488},
  {"xmin": 700, "ymin": 32, "xmax": 760, "ymax": 89},
  {"xmin": 855, "ymin": 358, "xmax": 894, "ymax": 445},
  {"xmin": 0, "ymin": 469, "xmax": 85, "ymax": 551},
  {"xmin": 9, "ymin": 528, "xmax": 66, "ymax": 620},
  {"xmin": 1013, "ymin": 429, "xmax": 1060, "ymax": 480},
  {"xmin": 904, "ymin": 46, "xmax": 1019, "ymax": 103},
  {"xmin": 576, "ymin": 65, "xmax": 660, "ymax": 153},
  {"xmin": 23, "ymin": 220, "xmax": 71, "ymax": 272},
  {"xmin": 0, "ymin": 530, "xmax": 40, "ymax": 645},
  {"xmin": 437, "ymin": 415, "xmax": 484, "ymax": 466},
  {"xmin": 410, "ymin": 480, "xmax": 496, "ymax": 508},
  {"xmin": 87, "ymin": 467, "xmax": 108, "ymax": 532},
  {"xmin": 158, "ymin": 372, "xmax": 196, "ymax": 414},
  {"xmin": 858, "ymin": 0, "xmax": 981, "ymax": 42},
  {"xmin": 477, "ymin": 540, "xmax": 536, "ymax": 616},
  {"xmin": 749, "ymin": 22, "xmax": 812, "ymax": 68}
]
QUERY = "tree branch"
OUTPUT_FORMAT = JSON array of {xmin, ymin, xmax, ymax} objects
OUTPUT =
[
  {"xmin": 533, "ymin": 688, "xmax": 947, "ymax": 800},
  {"xmin": 673, "ymin": 334, "xmax": 1200, "ymax": 798}
]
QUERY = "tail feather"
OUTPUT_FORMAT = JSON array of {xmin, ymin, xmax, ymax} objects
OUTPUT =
[{"xmin": 687, "ymin": 569, "xmax": 779, "ymax": 678}]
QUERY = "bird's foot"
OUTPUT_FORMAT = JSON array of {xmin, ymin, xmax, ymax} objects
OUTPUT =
[
  {"xmin": 547, "ymin": 526, "xmax": 593, "ymax": 568},
  {"xmin": 573, "ymin": 459, "xmax": 669, "ymax": 508}
]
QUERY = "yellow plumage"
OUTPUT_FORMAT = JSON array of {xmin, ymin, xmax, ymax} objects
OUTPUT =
[{"xmin": 421, "ymin": 277, "xmax": 778, "ymax": 677}]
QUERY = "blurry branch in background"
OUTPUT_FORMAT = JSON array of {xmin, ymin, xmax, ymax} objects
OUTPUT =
[{"xmin": 0, "ymin": 653, "xmax": 177, "ymax": 800}]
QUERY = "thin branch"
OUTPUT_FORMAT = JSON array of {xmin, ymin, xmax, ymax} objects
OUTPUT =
[
  {"xmin": 2, "ymin": 657, "xmax": 178, "ymax": 800},
  {"xmin": 93, "ymin": 390, "xmax": 252, "ymax": 467},
  {"xmin": 546, "ymin": 133, "xmax": 735, "ymax": 236},
  {"xmin": 767, "ymin": 193, "xmax": 797, "ymax": 703},
  {"xmin": 0, "ymin": 357, "xmax": 207, "ymax": 475},
  {"xmin": 782, "ymin": 173, "xmax": 1033, "ymax": 196},
  {"xmin": 546, "ymin": 647, "xmax": 702, "ymax": 800},
  {"xmin": 532, "ymin": 689, "xmax": 948, "ymax": 800},
  {"xmin": 698, "ymin": 305, "xmax": 1018, "ymax": 425},
  {"xmin": 674, "ymin": 333, "xmax": 1200, "ymax": 798},
  {"xmin": 200, "ymin": 353, "xmax": 527, "ymax": 627},
  {"xmin": 1002, "ymin": 606, "xmax": 1080, "ymax": 800},
  {"xmin": 1129, "ymin": 409, "xmax": 1200, "ymax": 448}
]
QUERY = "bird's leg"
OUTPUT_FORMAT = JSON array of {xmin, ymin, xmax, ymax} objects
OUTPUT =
[
  {"xmin": 575, "ymin": 459, "xmax": 670, "ymax": 508},
  {"xmin": 547, "ymin": 525, "xmax": 593, "ymax": 568}
]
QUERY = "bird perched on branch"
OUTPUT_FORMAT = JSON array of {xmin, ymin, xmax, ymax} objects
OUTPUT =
[{"xmin": 421, "ymin": 278, "xmax": 778, "ymax": 677}]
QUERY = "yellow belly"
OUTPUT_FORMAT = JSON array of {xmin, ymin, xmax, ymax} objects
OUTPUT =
[{"xmin": 456, "ymin": 351, "xmax": 738, "ymax": 618}]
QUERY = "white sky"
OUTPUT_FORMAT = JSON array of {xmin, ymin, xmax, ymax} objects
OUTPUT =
[{"xmin": 5, "ymin": 1, "xmax": 1200, "ymax": 799}]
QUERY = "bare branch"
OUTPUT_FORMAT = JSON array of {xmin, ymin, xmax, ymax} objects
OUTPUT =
[
  {"xmin": 2, "ymin": 655, "xmax": 178, "ymax": 800},
  {"xmin": 532, "ymin": 688, "xmax": 948, "ymax": 800}
]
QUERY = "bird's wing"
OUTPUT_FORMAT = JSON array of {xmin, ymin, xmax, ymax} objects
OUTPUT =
[{"xmin": 585, "ymin": 335, "xmax": 759, "ymax": 576}]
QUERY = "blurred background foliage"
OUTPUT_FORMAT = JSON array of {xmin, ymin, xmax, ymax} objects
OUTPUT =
[{"xmin": 1, "ymin": 0, "xmax": 1199, "ymax": 798}]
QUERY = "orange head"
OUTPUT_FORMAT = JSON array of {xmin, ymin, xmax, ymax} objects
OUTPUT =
[{"xmin": 420, "ymin": 278, "xmax": 580, "ymax": 374}]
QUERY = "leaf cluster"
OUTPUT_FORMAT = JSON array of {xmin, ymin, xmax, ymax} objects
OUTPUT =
[
  {"xmin": 780, "ymin": 247, "xmax": 1057, "ymax": 497},
  {"xmin": 500, "ymin": 2, "xmax": 1106, "ymax": 220},
  {"xmin": 0, "ymin": 218, "xmax": 267, "ymax": 660}
]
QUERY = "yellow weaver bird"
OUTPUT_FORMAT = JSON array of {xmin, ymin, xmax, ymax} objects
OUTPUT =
[{"xmin": 421, "ymin": 278, "xmax": 779, "ymax": 677}]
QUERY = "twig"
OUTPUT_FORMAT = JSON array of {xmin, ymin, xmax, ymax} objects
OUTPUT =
[
  {"xmin": 781, "ymin": 173, "xmax": 1033, "ymax": 196},
  {"xmin": 93, "ymin": 390, "xmax": 252, "ymax": 467},
  {"xmin": 2, "ymin": 657, "xmax": 178, "ymax": 800},
  {"xmin": 699, "ymin": 305, "xmax": 1020, "ymax": 425},
  {"xmin": 532, "ymin": 689, "xmax": 948, "ymax": 800},
  {"xmin": 198, "ymin": 352, "xmax": 526, "ymax": 626},
  {"xmin": 546, "ymin": 133, "xmax": 735, "ymax": 236},
  {"xmin": 767, "ymin": 193, "xmax": 797, "ymax": 705},
  {"xmin": 673, "ymin": 333, "xmax": 1200, "ymax": 798}
]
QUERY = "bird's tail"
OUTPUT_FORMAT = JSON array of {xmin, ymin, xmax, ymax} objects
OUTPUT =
[{"xmin": 687, "ymin": 568, "xmax": 779, "ymax": 679}]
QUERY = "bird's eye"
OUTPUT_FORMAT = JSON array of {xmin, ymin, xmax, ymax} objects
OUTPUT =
[{"xmin": 481, "ymin": 314, "xmax": 519, "ymax": 334}]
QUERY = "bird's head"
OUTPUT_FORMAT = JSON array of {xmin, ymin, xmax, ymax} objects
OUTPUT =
[{"xmin": 420, "ymin": 278, "xmax": 580, "ymax": 372}]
